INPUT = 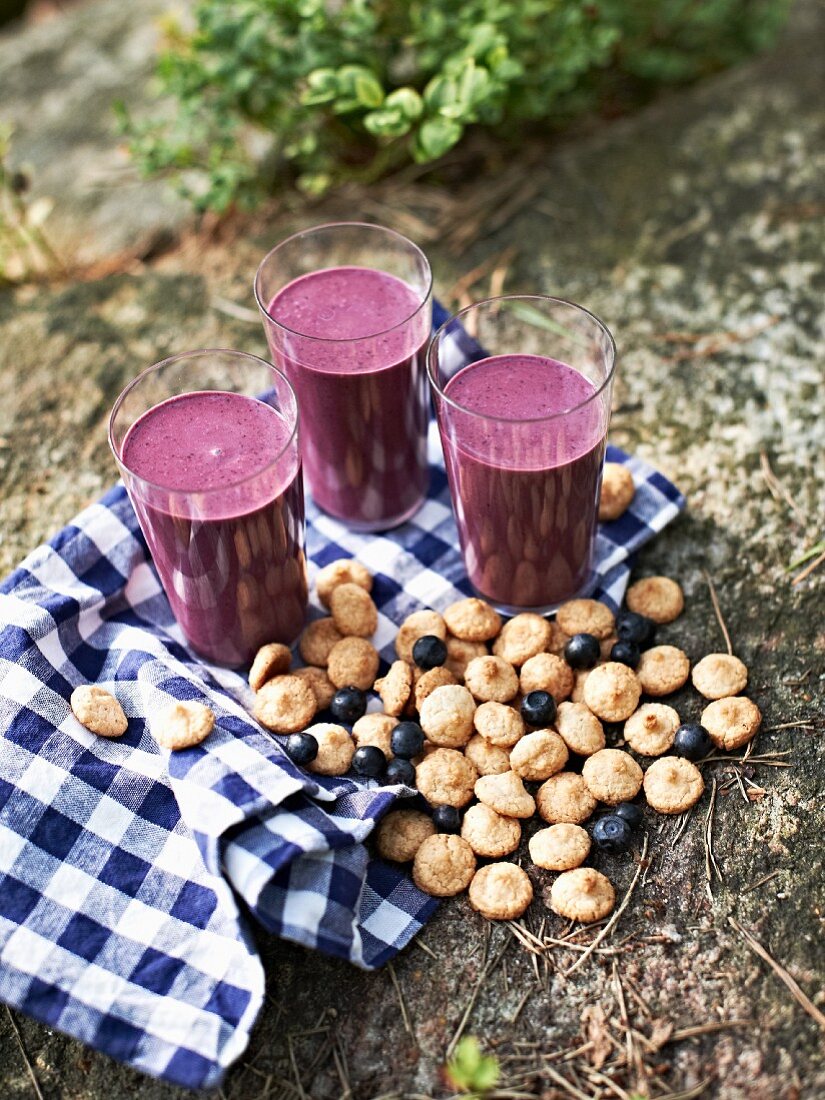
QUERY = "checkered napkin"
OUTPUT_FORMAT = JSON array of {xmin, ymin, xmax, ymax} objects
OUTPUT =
[{"xmin": 0, "ymin": 312, "xmax": 685, "ymax": 1090}]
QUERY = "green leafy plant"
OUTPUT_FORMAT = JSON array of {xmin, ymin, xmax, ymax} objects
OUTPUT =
[
  {"xmin": 120, "ymin": 0, "xmax": 791, "ymax": 212},
  {"xmin": 446, "ymin": 1036, "xmax": 500, "ymax": 1096}
]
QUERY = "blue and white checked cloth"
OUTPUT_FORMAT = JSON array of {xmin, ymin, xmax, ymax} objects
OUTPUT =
[{"xmin": 0, "ymin": 311, "xmax": 685, "ymax": 1088}]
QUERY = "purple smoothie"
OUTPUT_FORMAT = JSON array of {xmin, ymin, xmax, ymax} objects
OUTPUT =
[
  {"xmin": 441, "ymin": 354, "xmax": 606, "ymax": 610},
  {"xmin": 264, "ymin": 266, "xmax": 430, "ymax": 529},
  {"xmin": 121, "ymin": 390, "xmax": 307, "ymax": 666}
]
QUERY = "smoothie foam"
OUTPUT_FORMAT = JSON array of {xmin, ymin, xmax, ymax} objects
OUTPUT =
[
  {"xmin": 122, "ymin": 390, "xmax": 307, "ymax": 665},
  {"xmin": 441, "ymin": 354, "xmax": 606, "ymax": 610},
  {"xmin": 266, "ymin": 266, "xmax": 429, "ymax": 528}
]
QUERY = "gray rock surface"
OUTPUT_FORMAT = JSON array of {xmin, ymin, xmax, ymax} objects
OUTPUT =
[
  {"xmin": 0, "ymin": 0, "xmax": 191, "ymax": 267},
  {"xmin": 0, "ymin": 1, "xmax": 823, "ymax": 1098}
]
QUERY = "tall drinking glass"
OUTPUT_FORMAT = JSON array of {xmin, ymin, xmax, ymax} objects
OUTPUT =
[
  {"xmin": 109, "ymin": 350, "xmax": 307, "ymax": 666},
  {"xmin": 255, "ymin": 222, "xmax": 432, "ymax": 531},
  {"xmin": 428, "ymin": 296, "xmax": 616, "ymax": 615}
]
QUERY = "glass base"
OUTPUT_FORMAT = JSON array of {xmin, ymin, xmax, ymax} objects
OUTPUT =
[
  {"xmin": 316, "ymin": 492, "xmax": 426, "ymax": 534},
  {"xmin": 469, "ymin": 570, "xmax": 598, "ymax": 618}
]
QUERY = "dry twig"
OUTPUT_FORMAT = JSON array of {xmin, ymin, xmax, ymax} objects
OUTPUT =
[
  {"xmin": 704, "ymin": 779, "xmax": 722, "ymax": 901},
  {"xmin": 729, "ymin": 917, "xmax": 825, "ymax": 1032},
  {"xmin": 758, "ymin": 450, "xmax": 807, "ymax": 527},
  {"xmin": 703, "ymin": 570, "xmax": 733, "ymax": 655},
  {"xmin": 5, "ymin": 1007, "xmax": 44, "ymax": 1100},
  {"xmin": 563, "ymin": 835, "xmax": 650, "ymax": 977}
]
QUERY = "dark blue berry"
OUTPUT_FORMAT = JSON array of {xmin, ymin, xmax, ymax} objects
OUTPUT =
[
  {"xmin": 592, "ymin": 814, "xmax": 633, "ymax": 852},
  {"xmin": 616, "ymin": 610, "xmax": 656, "ymax": 648},
  {"xmin": 610, "ymin": 639, "xmax": 641, "ymax": 669},
  {"xmin": 431, "ymin": 804, "xmax": 461, "ymax": 833},
  {"xmin": 330, "ymin": 686, "xmax": 367, "ymax": 724},
  {"xmin": 521, "ymin": 690, "xmax": 557, "ymax": 727},
  {"xmin": 390, "ymin": 721, "xmax": 425, "ymax": 759},
  {"xmin": 564, "ymin": 633, "xmax": 601, "ymax": 670},
  {"xmin": 384, "ymin": 757, "xmax": 416, "ymax": 786},
  {"xmin": 284, "ymin": 732, "xmax": 318, "ymax": 766},
  {"xmin": 352, "ymin": 745, "xmax": 386, "ymax": 778},
  {"xmin": 614, "ymin": 802, "xmax": 644, "ymax": 830},
  {"xmin": 412, "ymin": 634, "xmax": 448, "ymax": 670},
  {"xmin": 673, "ymin": 723, "xmax": 712, "ymax": 761}
]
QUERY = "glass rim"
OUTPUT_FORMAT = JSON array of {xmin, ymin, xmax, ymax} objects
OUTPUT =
[
  {"xmin": 427, "ymin": 294, "xmax": 617, "ymax": 425},
  {"xmin": 108, "ymin": 348, "xmax": 300, "ymax": 496},
  {"xmin": 253, "ymin": 220, "xmax": 434, "ymax": 344}
]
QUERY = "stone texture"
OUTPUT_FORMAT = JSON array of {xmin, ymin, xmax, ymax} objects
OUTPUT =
[
  {"xmin": 1, "ymin": 1, "xmax": 824, "ymax": 1098},
  {"xmin": 0, "ymin": 0, "xmax": 191, "ymax": 267}
]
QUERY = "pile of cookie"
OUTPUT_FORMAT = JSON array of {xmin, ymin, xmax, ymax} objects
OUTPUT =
[{"xmin": 245, "ymin": 560, "xmax": 763, "ymax": 924}]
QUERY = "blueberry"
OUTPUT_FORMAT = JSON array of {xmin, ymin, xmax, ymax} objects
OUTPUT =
[
  {"xmin": 384, "ymin": 757, "xmax": 416, "ymax": 786},
  {"xmin": 352, "ymin": 745, "xmax": 386, "ymax": 778},
  {"xmin": 431, "ymin": 804, "xmax": 461, "ymax": 833},
  {"xmin": 330, "ymin": 686, "xmax": 367, "ymax": 724},
  {"xmin": 616, "ymin": 610, "xmax": 656, "ymax": 648},
  {"xmin": 391, "ymin": 721, "xmax": 425, "ymax": 759},
  {"xmin": 520, "ymin": 690, "xmax": 557, "ymax": 727},
  {"xmin": 673, "ymin": 722, "xmax": 712, "ymax": 761},
  {"xmin": 592, "ymin": 814, "xmax": 633, "ymax": 852},
  {"xmin": 563, "ymin": 633, "xmax": 601, "ymax": 670},
  {"xmin": 412, "ymin": 634, "xmax": 448, "ymax": 670},
  {"xmin": 614, "ymin": 802, "xmax": 644, "ymax": 830},
  {"xmin": 284, "ymin": 732, "xmax": 318, "ymax": 766},
  {"xmin": 610, "ymin": 639, "xmax": 641, "ymax": 669}
]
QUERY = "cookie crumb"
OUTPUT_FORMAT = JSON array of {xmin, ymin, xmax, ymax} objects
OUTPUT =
[
  {"xmin": 464, "ymin": 655, "xmax": 519, "ymax": 702},
  {"xmin": 413, "ymin": 834, "xmax": 476, "ymax": 896},
  {"xmin": 556, "ymin": 701, "xmax": 606, "ymax": 756},
  {"xmin": 624, "ymin": 703, "xmax": 680, "ymax": 756},
  {"xmin": 529, "ymin": 823, "xmax": 591, "ymax": 870},
  {"xmin": 249, "ymin": 642, "xmax": 292, "ymax": 691},
  {"xmin": 463, "ymin": 734, "xmax": 511, "ymax": 776},
  {"xmin": 691, "ymin": 653, "xmax": 748, "ymax": 700},
  {"xmin": 469, "ymin": 862, "xmax": 533, "ymax": 920},
  {"xmin": 461, "ymin": 803, "xmax": 521, "ymax": 858},
  {"xmin": 492, "ymin": 613, "xmax": 552, "ymax": 665},
  {"xmin": 582, "ymin": 662, "xmax": 642, "ymax": 721},
  {"xmin": 599, "ymin": 463, "xmax": 636, "ymax": 521},
  {"xmin": 419, "ymin": 684, "xmax": 476, "ymax": 748},
  {"xmin": 306, "ymin": 723, "xmax": 355, "ymax": 776},
  {"xmin": 474, "ymin": 770, "xmax": 536, "ymax": 818},
  {"xmin": 701, "ymin": 696, "xmax": 762, "ymax": 750},
  {"xmin": 375, "ymin": 660, "xmax": 413, "ymax": 717},
  {"xmin": 396, "ymin": 610, "xmax": 447, "ymax": 664},
  {"xmin": 70, "ymin": 685, "xmax": 128, "ymax": 738},
  {"xmin": 643, "ymin": 756, "xmax": 704, "ymax": 814},
  {"xmin": 636, "ymin": 646, "xmax": 690, "ymax": 697},
  {"xmin": 326, "ymin": 637, "xmax": 380, "ymax": 690},
  {"xmin": 443, "ymin": 598, "xmax": 502, "ymax": 642},
  {"xmin": 510, "ymin": 729, "xmax": 569, "ymax": 781},
  {"xmin": 329, "ymin": 582, "xmax": 378, "ymax": 638},
  {"xmin": 253, "ymin": 675, "xmax": 317, "ymax": 733},
  {"xmin": 556, "ymin": 599, "xmax": 615, "ymax": 640},
  {"xmin": 582, "ymin": 748, "xmax": 644, "ymax": 804},
  {"xmin": 416, "ymin": 748, "xmax": 478, "ymax": 807},
  {"xmin": 473, "ymin": 700, "xmax": 525, "ymax": 748},
  {"xmin": 316, "ymin": 559, "xmax": 372, "ymax": 607},
  {"xmin": 299, "ymin": 617, "xmax": 343, "ymax": 667},
  {"xmin": 376, "ymin": 809, "xmax": 435, "ymax": 863},
  {"xmin": 550, "ymin": 867, "xmax": 615, "ymax": 922},
  {"xmin": 626, "ymin": 576, "xmax": 684, "ymax": 624},
  {"xmin": 536, "ymin": 772, "xmax": 597, "ymax": 824},
  {"xmin": 156, "ymin": 700, "xmax": 215, "ymax": 750}
]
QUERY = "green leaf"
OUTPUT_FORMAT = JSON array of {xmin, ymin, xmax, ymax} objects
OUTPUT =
[
  {"xmin": 414, "ymin": 116, "xmax": 462, "ymax": 162},
  {"xmin": 354, "ymin": 73, "xmax": 385, "ymax": 108},
  {"xmin": 384, "ymin": 87, "xmax": 423, "ymax": 120},
  {"xmin": 301, "ymin": 68, "xmax": 338, "ymax": 106},
  {"xmin": 446, "ymin": 1036, "xmax": 500, "ymax": 1094},
  {"xmin": 362, "ymin": 106, "xmax": 410, "ymax": 137}
]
